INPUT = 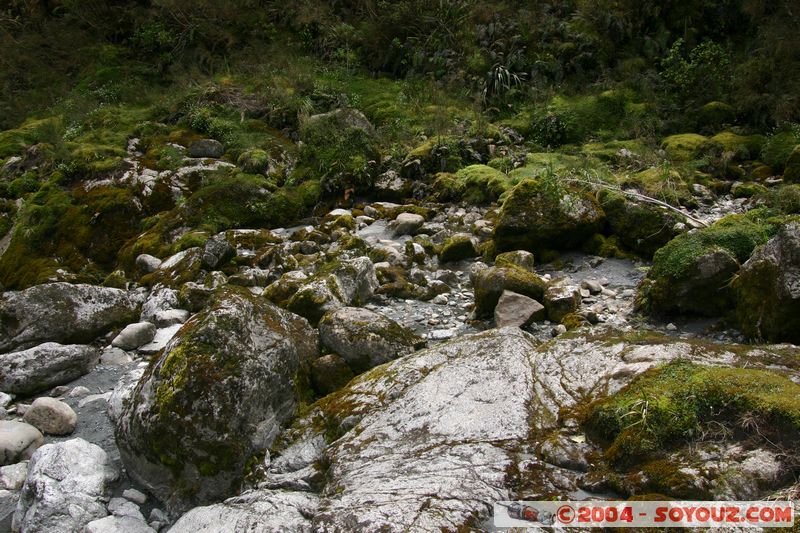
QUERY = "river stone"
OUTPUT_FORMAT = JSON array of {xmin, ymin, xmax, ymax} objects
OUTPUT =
[
  {"xmin": 140, "ymin": 287, "xmax": 179, "ymax": 323},
  {"xmin": 734, "ymin": 221, "xmax": 800, "ymax": 343},
  {"xmin": 168, "ymin": 489, "xmax": 319, "ymax": 533},
  {"xmin": 111, "ymin": 322, "xmax": 157, "ymax": 351},
  {"xmin": 0, "ymin": 422, "xmax": 43, "ymax": 466},
  {"xmin": 0, "ymin": 283, "xmax": 137, "ymax": 352},
  {"xmin": 135, "ymin": 254, "xmax": 162, "ymax": 274},
  {"xmin": 85, "ymin": 515, "xmax": 156, "ymax": 533},
  {"xmin": 493, "ymin": 290, "xmax": 545, "ymax": 328},
  {"xmin": 12, "ymin": 438, "xmax": 118, "ymax": 533},
  {"xmin": 0, "ymin": 343, "xmax": 98, "ymax": 395},
  {"xmin": 115, "ymin": 288, "xmax": 318, "ymax": 514},
  {"xmin": 319, "ymin": 307, "xmax": 425, "ymax": 374},
  {"xmin": 22, "ymin": 398, "xmax": 77, "ymax": 436},
  {"xmin": 473, "ymin": 266, "xmax": 547, "ymax": 317},
  {"xmin": 187, "ymin": 139, "xmax": 224, "ymax": 158},
  {"xmin": 392, "ymin": 212, "xmax": 425, "ymax": 236},
  {"xmin": 543, "ymin": 284, "xmax": 581, "ymax": 322},
  {"xmin": 494, "ymin": 250, "xmax": 536, "ymax": 272}
]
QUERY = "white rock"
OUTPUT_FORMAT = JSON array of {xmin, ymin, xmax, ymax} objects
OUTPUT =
[
  {"xmin": 69, "ymin": 386, "xmax": 91, "ymax": 398},
  {"xmin": 111, "ymin": 322, "xmax": 157, "ymax": 351},
  {"xmin": 22, "ymin": 397, "xmax": 77, "ymax": 435},
  {"xmin": 135, "ymin": 254, "xmax": 162, "ymax": 273},
  {"xmin": 0, "ymin": 461, "xmax": 28, "ymax": 490},
  {"xmin": 0, "ymin": 421, "xmax": 43, "ymax": 466},
  {"xmin": 153, "ymin": 309, "xmax": 190, "ymax": 327},
  {"xmin": 108, "ymin": 496, "xmax": 145, "ymax": 521},
  {"xmin": 84, "ymin": 515, "xmax": 156, "ymax": 533},
  {"xmin": 122, "ymin": 488, "xmax": 147, "ymax": 505},
  {"xmin": 100, "ymin": 347, "xmax": 133, "ymax": 366},
  {"xmin": 392, "ymin": 212, "xmax": 425, "ymax": 236},
  {"xmin": 0, "ymin": 343, "xmax": 99, "ymax": 395}
]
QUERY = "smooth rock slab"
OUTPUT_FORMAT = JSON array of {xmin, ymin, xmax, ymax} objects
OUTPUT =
[
  {"xmin": 0, "ymin": 343, "xmax": 99, "ymax": 395},
  {"xmin": 12, "ymin": 438, "xmax": 118, "ymax": 533},
  {"xmin": 85, "ymin": 515, "xmax": 156, "ymax": 533},
  {"xmin": 22, "ymin": 397, "xmax": 77, "ymax": 436},
  {"xmin": 0, "ymin": 422, "xmax": 43, "ymax": 466},
  {"xmin": 111, "ymin": 322, "xmax": 157, "ymax": 351},
  {"xmin": 0, "ymin": 283, "xmax": 137, "ymax": 352}
]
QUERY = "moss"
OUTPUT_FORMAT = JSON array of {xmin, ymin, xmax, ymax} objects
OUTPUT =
[
  {"xmin": 438, "ymin": 234, "xmax": 477, "ymax": 263},
  {"xmin": 783, "ymin": 145, "xmax": 800, "ymax": 182},
  {"xmin": 709, "ymin": 131, "xmax": 765, "ymax": 159},
  {"xmin": 473, "ymin": 265, "xmax": 547, "ymax": 317},
  {"xmin": 621, "ymin": 166, "xmax": 693, "ymax": 207},
  {"xmin": 584, "ymin": 360, "xmax": 800, "ymax": 465},
  {"xmin": 581, "ymin": 139, "xmax": 649, "ymax": 162},
  {"xmin": 237, "ymin": 149, "xmax": 271, "ymax": 174},
  {"xmin": 697, "ymin": 101, "xmax": 735, "ymax": 130},
  {"xmin": 431, "ymin": 164, "xmax": 514, "ymax": 205},
  {"xmin": 661, "ymin": 134, "xmax": 708, "ymax": 161},
  {"xmin": 560, "ymin": 312, "xmax": 588, "ymax": 330},
  {"xmin": 756, "ymin": 184, "xmax": 800, "ymax": 214},
  {"xmin": 142, "ymin": 143, "xmax": 185, "ymax": 171},
  {"xmin": 761, "ymin": 130, "xmax": 800, "ymax": 170},
  {"xmin": 730, "ymin": 182, "xmax": 767, "ymax": 199},
  {"xmin": 0, "ymin": 117, "xmax": 63, "ymax": 159},
  {"xmin": 598, "ymin": 189, "xmax": 680, "ymax": 258},
  {"xmin": 581, "ymin": 233, "xmax": 630, "ymax": 259}
]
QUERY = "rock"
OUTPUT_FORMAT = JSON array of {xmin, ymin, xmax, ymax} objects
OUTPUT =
[
  {"xmin": 543, "ymin": 285, "xmax": 581, "ymax": 322},
  {"xmin": 115, "ymin": 288, "xmax": 318, "ymax": 513},
  {"xmin": 100, "ymin": 347, "xmax": 133, "ymax": 366},
  {"xmin": 493, "ymin": 290, "xmax": 545, "ymax": 328},
  {"xmin": 1, "ymin": 489, "xmax": 17, "ymax": 532},
  {"xmin": 539, "ymin": 434, "xmax": 591, "ymax": 472},
  {"xmin": 111, "ymin": 322, "xmax": 157, "ymax": 351},
  {"xmin": 187, "ymin": 139, "xmax": 224, "ymax": 158},
  {"xmin": 734, "ymin": 222, "xmax": 800, "ymax": 343},
  {"xmin": 0, "ymin": 283, "xmax": 137, "ymax": 352},
  {"xmin": 12, "ymin": 438, "xmax": 118, "ymax": 533},
  {"xmin": 551, "ymin": 324, "xmax": 567, "ymax": 336},
  {"xmin": 599, "ymin": 191, "xmax": 681, "ymax": 258},
  {"xmin": 85, "ymin": 515, "xmax": 156, "ymax": 533},
  {"xmin": 108, "ymin": 496, "xmax": 146, "ymax": 521},
  {"xmin": 122, "ymin": 488, "xmax": 147, "ymax": 505},
  {"xmin": 494, "ymin": 250, "xmax": 535, "ymax": 273},
  {"xmin": 144, "ymin": 247, "xmax": 204, "ymax": 288},
  {"xmin": 69, "ymin": 386, "xmax": 91, "ymax": 398},
  {"xmin": 22, "ymin": 398, "xmax": 77, "ymax": 436},
  {"xmin": 286, "ymin": 280, "xmax": 343, "ymax": 326},
  {"xmin": 153, "ymin": 309, "xmax": 190, "ymax": 327},
  {"xmin": 319, "ymin": 307, "xmax": 425, "ymax": 374},
  {"xmin": 493, "ymin": 180, "xmax": 605, "ymax": 254},
  {"xmin": 0, "ymin": 422, "xmax": 43, "ymax": 465},
  {"xmin": 0, "ymin": 461, "xmax": 28, "ymax": 490},
  {"xmin": 168, "ymin": 489, "xmax": 319, "ymax": 533},
  {"xmin": 140, "ymin": 287, "xmax": 179, "ymax": 323},
  {"xmin": 374, "ymin": 170, "xmax": 411, "ymax": 201},
  {"xmin": 438, "ymin": 233, "xmax": 477, "ymax": 263},
  {"xmin": 201, "ymin": 234, "xmax": 235, "ymax": 270},
  {"xmin": 473, "ymin": 266, "xmax": 547, "ymax": 317},
  {"xmin": 0, "ymin": 343, "xmax": 99, "ymax": 395},
  {"xmin": 580, "ymin": 279, "xmax": 603, "ymax": 294},
  {"xmin": 0, "ymin": 393, "xmax": 10, "ymax": 409},
  {"xmin": 392, "ymin": 212, "xmax": 425, "ymax": 236},
  {"xmin": 311, "ymin": 354, "xmax": 354, "ymax": 396},
  {"xmin": 135, "ymin": 254, "xmax": 162, "ymax": 274}
]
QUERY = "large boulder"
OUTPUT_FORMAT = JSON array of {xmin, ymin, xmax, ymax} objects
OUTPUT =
[
  {"xmin": 0, "ymin": 421, "xmax": 43, "ymax": 466},
  {"xmin": 473, "ymin": 266, "xmax": 547, "ymax": 317},
  {"xmin": 319, "ymin": 307, "xmax": 425, "ymax": 374},
  {"xmin": 493, "ymin": 179, "xmax": 604, "ymax": 254},
  {"xmin": 598, "ymin": 190, "xmax": 682, "ymax": 258},
  {"xmin": 734, "ymin": 221, "xmax": 800, "ymax": 343},
  {"xmin": 188, "ymin": 139, "xmax": 224, "ymax": 159},
  {"xmin": 0, "ymin": 283, "xmax": 137, "ymax": 352},
  {"xmin": 0, "ymin": 343, "xmax": 98, "ymax": 395},
  {"xmin": 12, "ymin": 438, "xmax": 118, "ymax": 533},
  {"xmin": 115, "ymin": 288, "xmax": 319, "ymax": 514}
]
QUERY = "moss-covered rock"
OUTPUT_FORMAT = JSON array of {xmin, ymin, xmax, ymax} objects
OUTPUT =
[
  {"xmin": 709, "ymin": 131, "xmax": 765, "ymax": 160},
  {"xmin": 733, "ymin": 221, "xmax": 800, "ymax": 343},
  {"xmin": 431, "ymin": 164, "xmax": 513, "ymax": 205},
  {"xmin": 585, "ymin": 360, "xmax": 800, "ymax": 465},
  {"xmin": 697, "ymin": 102, "xmax": 735, "ymax": 131},
  {"xmin": 621, "ymin": 166, "xmax": 693, "ymax": 207},
  {"xmin": 438, "ymin": 233, "xmax": 477, "ymax": 263},
  {"xmin": 636, "ymin": 210, "xmax": 777, "ymax": 316},
  {"xmin": 473, "ymin": 265, "xmax": 547, "ymax": 317},
  {"xmin": 599, "ymin": 190, "xmax": 682, "ymax": 258},
  {"xmin": 115, "ymin": 288, "xmax": 319, "ymax": 514},
  {"xmin": 236, "ymin": 149, "xmax": 271, "ymax": 174},
  {"xmin": 761, "ymin": 130, "xmax": 800, "ymax": 170},
  {"xmin": 783, "ymin": 145, "xmax": 800, "ymax": 182},
  {"xmin": 730, "ymin": 182, "xmax": 767, "ymax": 198},
  {"xmin": 494, "ymin": 250, "xmax": 535, "ymax": 272},
  {"xmin": 492, "ymin": 179, "xmax": 605, "ymax": 254},
  {"xmin": 661, "ymin": 133, "xmax": 708, "ymax": 161}
]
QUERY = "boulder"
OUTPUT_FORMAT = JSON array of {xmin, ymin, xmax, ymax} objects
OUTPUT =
[
  {"xmin": 494, "ymin": 250, "xmax": 535, "ymax": 273},
  {"xmin": 392, "ymin": 212, "xmax": 425, "ymax": 236},
  {"xmin": 187, "ymin": 139, "xmax": 224, "ymax": 159},
  {"xmin": 0, "ymin": 343, "xmax": 98, "ymax": 395},
  {"xmin": 319, "ymin": 307, "xmax": 425, "ymax": 374},
  {"xmin": 0, "ymin": 283, "xmax": 137, "ymax": 352},
  {"xmin": 473, "ymin": 266, "xmax": 547, "ymax": 317},
  {"xmin": 543, "ymin": 284, "xmax": 581, "ymax": 323},
  {"xmin": 373, "ymin": 170, "xmax": 411, "ymax": 202},
  {"xmin": 311, "ymin": 354, "xmax": 354, "ymax": 396},
  {"xmin": 493, "ymin": 290, "xmax": 545, "ymax": 328},
  {"xmin": 0, "ymin": 421, "xmax": 43, "ymax": 466},
  {"xmin": 438, "ymin": 233, "xmax": 477, "ymax": 263},
  {"xmin": 493, "ymin": 179, "xmax": 605, "ymax": 254},
  {"xmin": 22, "ymin": 398, "xmax": 77, "ymax": 436},
  {"xmin": 111, "ymin": 322, "xmax": 157, "ymax": 351},
  {"xmin": 168, "ymin": 490, "xmax": 319, "ymax": 533},
  {"xmin": 135, "ymin": 254, "xmax": 162, "ymax": 274},
  {"xmin": 85, "ymin": 515, "xmax": 156, "ymax": 533},
  {"xmin": 12, "ymin": 438, "xmax": 118, "ymax": 533},
  {"xmin": 734, "ymin": 221, "xmax": 800, "ymax": 343},
  {"xmin": 201, "ymin": 234, "xmax": 235, "ymax": 270},
  {"xmin": 140, "ymin": 287, "xmax": 179, "ymax": 323},
  {"xmin": 115, "ymin": 288, "xmax": 318, "ymax": 513}
]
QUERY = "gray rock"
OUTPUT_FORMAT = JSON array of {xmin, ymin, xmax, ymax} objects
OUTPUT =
[
  {"xmin": 0, "ymin": 393, "xmax": 11, "ymax": 409},
  {"xmin": 187, "ymin": 139, "xmax": 224, "ymax": 158},
  {"xmin": 140, "ymin": 287, "xmax": 179, "ymax": 323},
  {"xmin": 122, "ymin": 488, "xmax": 147, "ymax": 505},
  {"xmin": 580, "ymin": 279, "xmax": 603, "ymax": 295},
  {"xmin": 0, "ymin": 461, "xmax": 28, "ymax": 490},
  {"xmin": 85, "ymin": 515, "xmax": 156, "ymax": 533},
  {"xmin": 153, "ymin": 309, "xmax": 190, "ymax": 327},
  {"xmin": 100, "ymin": 347, "xmax": 133, "ymax": 366},
  {"xmin": 374, "ymin": 170, "xmax": 410, "ymax": 201},
  {"xmin": 392, "ymin": 212, "xmax": 425, "ymax": 236},
  {"xmin": 22, "ymin": 397, "xmax": 77, "ymax": 436},
  {"xmin": 494, "ymin": 250, "xmax": 536, "ymax": 273},
  {"xmin": 539, "ymin": 434, "xmax": 591, "ymax": 472},
  {"xmin": 115, "ymin": 289, "xmax": 318, "ymax": 513},
  {"xmin": 0, "ymin": 422, "xmax": 43, "ymax": 465},
  {"xmin": 168, "ymin": 489, "xmax": 318, "ymax": 533},
  {"xmin": 1, "ymin": 488, "xmax": 17, "ymax": 532},
  {"xmin": 319, "ymin": 307, "xmax": 425, "ymax": 373},
  {"xmin": 108, "ymin": 496, "xmax": 145, "ymax": 521},
  {"xmin": 494, "ymin": 290, "xmax": 545, "ymax": 328},
  {"xmin": 0, "ymin": 283, "xmax": 137, "ymax": 352},
  {"xmin": 111, "ymin": 322, "xmax": 157, "ymax": 351},
  {"xmin": 201, "ymin": 234, "xmax": 235, "ymax": 270},
  {"xmin": 0, "ymin": 343, "xmax": 99, "ymax": 395},
  {"xmin": 543, "ymin": 284, "xmax": 581, "ymax": 322},
  {"xmin": 69, "ymin": 386, "xmax": 91, "ymax": 398},
  {"xmin": 135, "ymin": 255, "xmax": 162, "ymax": 274},
  {"xmin": 310, "ymin": 354, "xmax": 354, "ymax": 396},
  {"xmin": 12, "ymin": 438, "xmax": 118, "ymax": 533}
]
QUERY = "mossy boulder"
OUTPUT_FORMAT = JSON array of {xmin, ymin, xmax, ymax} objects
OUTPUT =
[
  {"xmin": 431, "ymin": 164, "xmax": 513, "ymax": 205},
  {"xmin": 661, "ymin": 133, "xmax": 708, "ymax": 161},
  {"xmin": 783, "ymin": 145, "xmax": 800, "ymax": 182},
  {"xmin": 599, "ymin": 190, "xmax": 682, "ymax": 258},
  {"xmin": 493, "ymin": 179, "xmax": 605, "ymax": 254},
  {"xmin": 696, "ymin": 101, "xmax": 735, "ymax": 131},
  {"xmin": 236, "ymin": 149, "xmax": 271, "ymax": 174},
  {"xmin": 709, "ymin": 131, "xmax": 765, "ymax": 160},
  {"xmin": 730, "ymin": 182, "xmax": 767, "ymax": 199},
  {"xmin": 585, "ymin": 360, "xmax": 800, "ymax": 465},
  {"xmin": 438, "ymin": 233, "xmax": 477, "ymax": 263},
  {"xmin": 115, "ymin": 288, "xmax": 319, "ymax": 513},
  {"xmin": 319, "ymin": 307, "xmax": 425, "ymax": 374},
  {"xmin": 637, "ymin": 211, "xmax": 776, "ymax": 316},
  {"xmin": 621, "ymin": 166, "xmax": 693, "ymax": 207},
  {"xmin": 761, "ymin": 130, "xmax": 800, "ymax": 170},
  {"xmin": 473, "ymin": 265, "xmax": 547, "ymax": 317},
  {"xmin": 733, "ymin": 221, "xmax": 800, "ymax": 343},
  {"xmin": 494, "ymin": 250, "xmax": 535, "ymax": 272}
]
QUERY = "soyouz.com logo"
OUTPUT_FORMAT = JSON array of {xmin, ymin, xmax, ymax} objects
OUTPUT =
[{"xmin": 494, "ymin": 501, "xmax": 795, "ymax": 528}]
